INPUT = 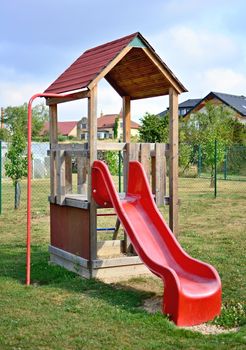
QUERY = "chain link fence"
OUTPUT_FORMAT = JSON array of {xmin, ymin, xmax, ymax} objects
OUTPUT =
[
  {"xmin": 0, "ymin": 142, "xmax": 50, "ymax": 215},
  {"xmin": 178, "ymin": 142, "xmax": 246, "ymax": 203},
  {"xmin": 0, "ymin": 140, "xmax": 245, "ymax": 219}
]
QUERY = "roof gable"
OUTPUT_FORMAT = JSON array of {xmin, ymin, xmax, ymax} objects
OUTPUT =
[
  {"xmin": 185, "ymin": 92, "xmax": 246, "ymax": 117},
  {"xmin": 44, "ymin": 32, "xmax": 187, "ymax": 98},
  {"xmin": 212, "ymin": 92, "xmax": 246, "ymax": 116}
]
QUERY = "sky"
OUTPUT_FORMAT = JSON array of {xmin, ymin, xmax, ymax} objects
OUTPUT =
[{"xmin": 1, "ymin": 0, "xmax": 246, "ymax": 122}]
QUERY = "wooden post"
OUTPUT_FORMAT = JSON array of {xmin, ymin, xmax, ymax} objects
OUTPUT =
[
  {"xmin": 65, "ymin": 154, "xmax": 72, "ymax": 194},
  {"xmin": 123, "ymin": 96, "xmax": 131, "ymax": 142},
  {"xmin": 155, "ymin": 143, "xmax": 166, "ymax": 207},
  {"xmin": 49, "ymin": 104, "xmax": 58, "ymax": 203},
  {"xmin": 122, "ymin": 96, "xmax": 132, "ymax": 253},
  {"xmin": 56, "ymin": 150, "xmax": 66, "ymax": 205},
  {"xmin": 169, "ymin": 87, "xmax": 179, "ymax": 236},
  {"xmin": 140, "ymin": 143, "xmax": 151, "ymax": 183},
  {"xmin": 123, "ymin": 96, "xmax": 131, "ymax": 191},
  {"xmin": 77, "ymin": 156, "xmax": 87, "ymax": 195},
  {"xmin": 88, "ymin": 85, "xmax": 98, "ymax": 263}
]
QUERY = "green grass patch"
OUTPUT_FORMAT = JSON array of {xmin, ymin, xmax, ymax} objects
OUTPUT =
[{"xmin": 0, "ymin": 178, "xmax": 245, "ymax": 349}]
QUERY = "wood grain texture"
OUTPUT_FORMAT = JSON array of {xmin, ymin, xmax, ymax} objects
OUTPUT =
[
  {"xmin": 77, "ymin": 156, "xmax": 87, "ymax": 195},
  {"xmin": 140, "ymin": 143, "xmax": 151, "ymax": 183},
  {"xmin": 56, "ymin": 150, "xmax": 66, "ymax": 205},
  {"xmin": 169, "ymin": 87, "xmax": 179, "ymax": 236},
  {"xmin": 88, "ymin": 85, "xmax": 98, "ymax": 261},
  {"xmin": 65, "ymin": 155, "xmax": 72, "ymax": 194},
  {"xmin": 155, "ymin": 143, "xmax": 166, "ymax": 207},
  {"xmin": 46, "ymin": 90, "xmax": 90, "ymax": 105}
]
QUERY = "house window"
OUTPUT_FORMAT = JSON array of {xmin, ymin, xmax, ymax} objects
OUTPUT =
[
  {"xmin": 120, "ymin": 122, "xmax": 123, "ymax": 128},
  {"xmin": 80, "ymin": 132, "xmax": 88, "ymax": 140},
  {"xmin": 82, "ymin": 123, "xmax": 87, "ymax": 129}
]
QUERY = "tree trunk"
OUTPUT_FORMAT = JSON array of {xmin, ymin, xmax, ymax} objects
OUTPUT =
[{"xmin": 14, "ymin": 181, "xmax": 21, "ymax": 209}]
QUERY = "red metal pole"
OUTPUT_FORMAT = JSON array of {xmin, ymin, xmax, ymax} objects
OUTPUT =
[{"xmin": 26, "ymin": 92, "xmax": 75, "ymax": 285}]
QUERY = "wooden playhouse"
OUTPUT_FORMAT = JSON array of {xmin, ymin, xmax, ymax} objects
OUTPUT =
[{"xmin": 44, "ymin": 32, "xmax": 187, "ymax": 281}]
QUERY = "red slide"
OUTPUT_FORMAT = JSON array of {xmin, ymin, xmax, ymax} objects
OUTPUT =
[{"xmin": 92, "ymin": 160, "xmax": 221, "ymax": 326}]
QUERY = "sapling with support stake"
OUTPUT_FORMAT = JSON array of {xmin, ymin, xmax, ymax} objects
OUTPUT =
[{"xmin": 5, "ymin": 120, "xmax": 28, "ymax": 209}]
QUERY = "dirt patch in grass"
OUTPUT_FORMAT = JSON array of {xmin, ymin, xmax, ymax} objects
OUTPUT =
[{"xmin": 142, "ymin": 296, "xmax": 240, "ymax": 335}]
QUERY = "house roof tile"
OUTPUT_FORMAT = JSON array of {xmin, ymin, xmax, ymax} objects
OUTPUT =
[
  {"xmin": 44, "ymin": 33, "xmax": 138, "ymax": 94},
  {"xmin": 42, "ymin": 121, "xmax": 78, "ymax": 135},
  {"xmin": 97, "ymin": 114, "xmax": 139, "ymax": 129}
]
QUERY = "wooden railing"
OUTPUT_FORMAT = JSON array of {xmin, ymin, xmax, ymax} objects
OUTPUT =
[{"xmin": 50, "ymin": 142, "xmax": 169, "ymax": 207}]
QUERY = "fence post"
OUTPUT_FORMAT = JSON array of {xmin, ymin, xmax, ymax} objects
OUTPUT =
[
  {"xmin": 198, "ymin": 144, "xmax": 202, "ymax": 177},
  {"xmin": 223, "ymin": 147, "xmax": 227, "ymax": 180},
  {"xmin": 0, "ymin": 140, "xmax": 2, "ymax": 214},
  {"xmin": 214, "ymin": 139, "xmax": 217, "ymax": 198}
]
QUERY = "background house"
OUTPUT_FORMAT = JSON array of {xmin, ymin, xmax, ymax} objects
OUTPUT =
[
  {"xmin": 42, "ymin": 121, "xmax": 78, "ymax": 138},
  {"xmin": 157, "ymin": 99, "xmax": 202, "ymax": 118},
  {"xmin": 184, "ymin": 92, "xmax": 246, "ymax": 124},
  {"xmin": 96, "ymin": 114, "xmax": 139, "ymax": 139},
  {"xmin": 43, "ymin": 114, "xmax": 139, "ymax": 140}
]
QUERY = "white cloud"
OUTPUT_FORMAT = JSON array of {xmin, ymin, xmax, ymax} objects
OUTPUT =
[
  {"xmin": 0, "ymin": 80, "xmax": 47, "ymax": 107},
  {"xmin": 151, "ymin": 26, "xmax": 241, "ymax": 71},
  {"xmin": 198, "ymin": 68, "xmax": 246, "ymax": 94}
]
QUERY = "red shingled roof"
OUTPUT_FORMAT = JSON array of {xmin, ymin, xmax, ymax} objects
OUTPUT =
[
  {"xmin": 42, "ymin": 121, "xmax": 78, "ymax": 136},
  {"xmin": 44, "ymin": 33, "xmax": 138, "ymax": 94},
  {"xmin": 97, "ymin": 114, "xmax": 139, "ymax": 129}
]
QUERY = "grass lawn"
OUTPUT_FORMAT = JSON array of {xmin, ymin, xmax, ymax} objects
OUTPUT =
[{"xmin": 0, "ymin": 178, "xmax": 245, "ymax": 350}]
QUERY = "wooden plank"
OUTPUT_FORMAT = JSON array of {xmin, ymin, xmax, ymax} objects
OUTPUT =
[
  {"xmin": 49, "ymin": 245, "xmax": 89, "ymax": 268},
  {"xmin": 65, "ymin": 197, "xmax": 89, "ymax": 209},
  {"xmin": 122, "ymin": 96, "xmax": 132, "ymax": 254},
  {"xmin": 169, "ymin": 87, "xmax": 179, "ymax": 236},
  {"xmin": 151, "ymin": 155, "xmax": 156, "ymax": 197},
  {"xmin": 46, "ymin": 90, "xmax": 90, "ymax": 105},
  {"xmin": 122, "ymin": 96, "xmax": 131, "ymax": 192},
  {"xmin": 49, "ymin": 105, "xmax": 58, "ymax": 202},
  {"xmin": 155, "ymin": 143, "xmax": 166, "ymax": 207},
  {"xmin": 65, "ymin": 150, "xmax": 88, "ymax": 157},
  {"xmin": 77, "ymin": 156, "xmax": 87, "ymax": 195},
  {"xmin": 56, "ymin": 150, "xmax": 66, "ymax": 205},
  {"xmin": 65, "ymin": 154, "xmax": 72, "ymax": 194},
  {"xmin": 129, "ymin": 143, "xmax": 140, "ymax": 161},
  {"xmin": 97, "ymin": 142, "xmax": 126, "ymax": 151},
  {"xmin": 142, "ymin": 48, "xmax": 184, "ymax": 94},
  {"xmin": 92, "ymin": 256, "xmax": 143, "ymax": 268},
  {"xmin": 51, "ymin": 143, "xmax": 88, "ymax": 151},
  {"xmin": 88, "ymin": 85, "xmax": 98, "ymax": 262},
  {"xmin": 140, "ymin": 143, "xmax": 151, "ymax": 183},
  {"xmin": 88, "ymin": 46, "xmax": 132, "ymax": 89}
]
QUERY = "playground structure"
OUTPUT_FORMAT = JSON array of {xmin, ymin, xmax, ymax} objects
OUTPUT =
[
  {"xmin": 26, "ymin": 32, "xmax": 221, "ymax": 325},
  {"xmin": 43, "ymin": 32, "xmax": 186, "ymax": 281}
]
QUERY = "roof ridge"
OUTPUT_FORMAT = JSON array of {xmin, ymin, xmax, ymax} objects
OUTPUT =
[
  {"xmin": 212, "ymin": 91, "xmax": 246, "ymax": 99},
  {"xmin": 84, "ymin": 32, "xmax": 139, "ymax": 54}
]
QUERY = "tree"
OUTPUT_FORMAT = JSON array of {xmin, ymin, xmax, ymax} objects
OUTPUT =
[
  {"xmin": 183, "ymin": 103, "xmax": 234, "ymax": 186},
  {"xmin": 113, "ymin": 117, "xmax": 119, "ymax": 139},
  {"xmin": 227, "ymin": 118, "xmax": 246, "ymax": 145},
  {"xmin": 5, "ymin": 120, "xmax": 28, "ymax": 209},
  {"xmin": 4, "ymin": 103, "xmax": 48, "ymax": 139},
  {"xmin": 0, "ymin": 128, "xmax": 11, "ymax": 141},
  {"xmin": 139, "ymin": 113, "xmax": 169, "ymax": 142}
]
